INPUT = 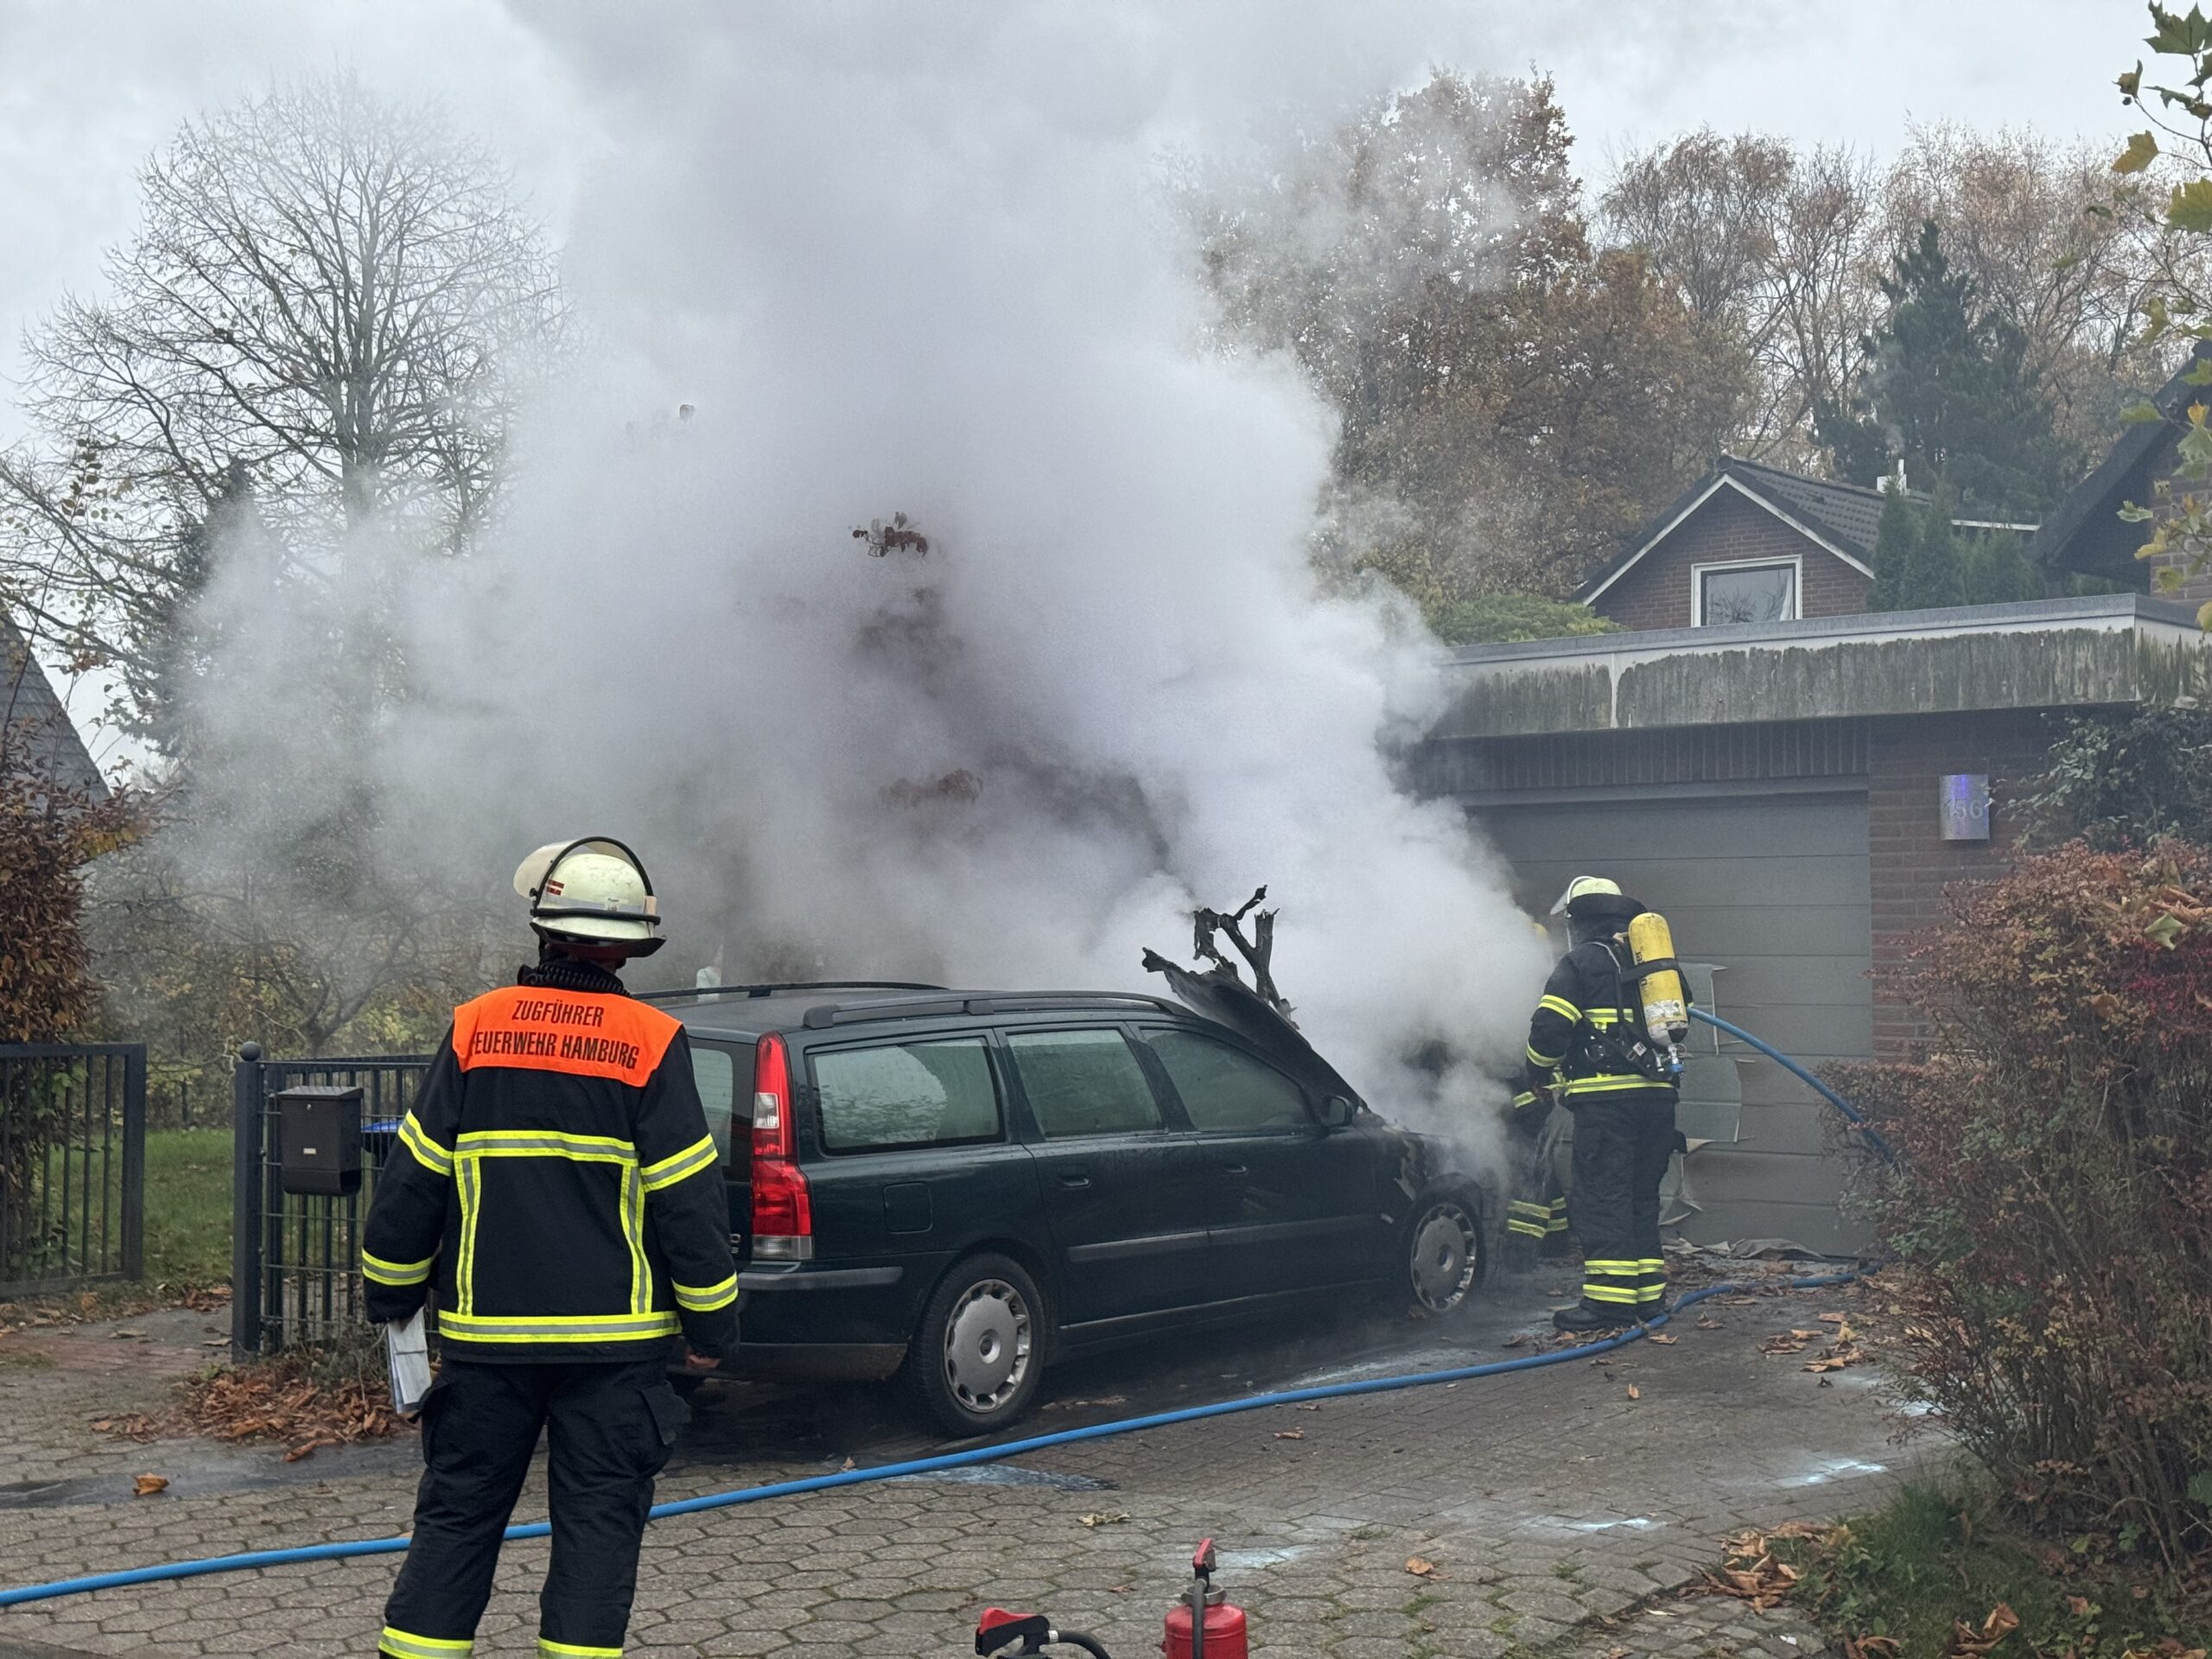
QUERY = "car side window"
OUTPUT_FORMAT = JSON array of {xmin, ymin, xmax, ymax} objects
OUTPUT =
[
  {"xmin": 1146, "ymin": 1030, "xmax": 1308, "ymax": 1132},
  {"xmin": 690, "ymin": 1043, "xmax": 738, "ymax": 1162},
  {"xmin": 1006, "ymin": 1029, "xmax": 1163, "ymax": 1139},
  {"xmin": 812, "ymin": 1036, "xmax": 1002, "ymax": 1154}
]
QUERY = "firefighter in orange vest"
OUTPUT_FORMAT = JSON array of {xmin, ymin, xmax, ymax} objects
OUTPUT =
[{"xmin": 363, "ymin": 837, "xmax": 737, "ymax": 1659}]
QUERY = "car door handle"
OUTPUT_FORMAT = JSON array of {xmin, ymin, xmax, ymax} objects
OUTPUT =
[
  {"xmin": 1222, "ymin": 1164, "xmax": 1249, "ymax": 1177},
  {"xmin": 1058, "ymin": 1173, "xmax": 1092, "ymax": 1189}
]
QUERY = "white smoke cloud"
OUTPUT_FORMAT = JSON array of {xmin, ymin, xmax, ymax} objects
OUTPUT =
[{"xmin": 197, "ymin": 3, "xmax": 1553, "ymax": 1149}]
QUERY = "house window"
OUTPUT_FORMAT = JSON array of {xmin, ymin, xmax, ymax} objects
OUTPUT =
[{"xmin": 1694, "ymin": 558, "xmax": 1798, "ymax": 626}]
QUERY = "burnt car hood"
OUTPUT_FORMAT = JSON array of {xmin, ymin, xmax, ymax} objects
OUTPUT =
[{"xmin": 1141, "ymin": 951, "xmax": 1362, "ymax": 1103}]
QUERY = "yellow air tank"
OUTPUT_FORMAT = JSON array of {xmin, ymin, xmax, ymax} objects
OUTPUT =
[{"xmin": 1627, "ymin": 910, "xmax": 1689, "ymax": 1050}]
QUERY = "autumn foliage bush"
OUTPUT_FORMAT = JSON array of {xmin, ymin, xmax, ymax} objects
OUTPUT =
[{"xmin": 1833, "ymin": 843, "xmax": 2212, "ymax": 1567}]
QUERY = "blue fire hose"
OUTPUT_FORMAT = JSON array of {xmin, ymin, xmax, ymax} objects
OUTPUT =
[
  {"xmin": 0, "ymin": 1271, "xmax": 1860, "ymax": 1610},
  {"xmin": 2, "ymin": 1010, "xmax": 1893, "ymax": 1611},
  {"xmin": 1687, "ymin": 1007, "xmax": 1900, "ymax": 1166}
]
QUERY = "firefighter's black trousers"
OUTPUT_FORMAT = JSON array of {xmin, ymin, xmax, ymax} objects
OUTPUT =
[
  {"xmin": 381, "ymin": 1357, "xmax": 688, "ymax": 1659},
  {"xmin": 1565, "ymin": 1089, "xmax": 1677, "ymax": 1315}
]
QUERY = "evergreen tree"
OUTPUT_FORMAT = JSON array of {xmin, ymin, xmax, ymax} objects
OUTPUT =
[
  {"xmin": 1868, "ymin": 489, "xmax": 1920, "ymax": 611},
  {"xmin": 1897, "ymin": 489, "xmax": 1966, "ymax": 609},
  {"xmin": 1817, "ymin": 220, "xmax": 2077, "ymax": 516}
]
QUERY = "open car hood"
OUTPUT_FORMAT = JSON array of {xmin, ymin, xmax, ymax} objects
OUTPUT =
[{"xmin": 1141, "ymin": 950, "xmax": 1363, "ymax": 1105}]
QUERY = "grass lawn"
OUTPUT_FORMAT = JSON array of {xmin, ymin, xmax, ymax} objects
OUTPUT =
[
  {"xmin": 143, "ymin": 1127, "xmax": 232, "ymax": 1289},
  {"xmin": 1772, "ymin": 1483, "xmax": 2209, "ymax": 1659}
]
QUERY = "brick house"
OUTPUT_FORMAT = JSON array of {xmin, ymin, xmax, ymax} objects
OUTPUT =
[{"xmin": 1576, "ymin": 454, "xmax": 2040, "ymax": 631}]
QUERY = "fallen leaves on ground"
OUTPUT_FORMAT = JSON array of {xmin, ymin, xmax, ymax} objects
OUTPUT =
[
  {"xmin": 1040, "ymin": 1395, "xmax": 1128, "ymax": 1412},
  {"xmin": 1626, "ymin": 1383, "xmax": 1642, "ymax": 1400},
  {"xmin": 1946, "ymin": 1602, "xmax": 2019, "ymax": 1657},
  {"xmin": 1844, "ymin": 1636, "xmax": 1902, "ymax": 1659},
  {"xmin": 131, "ymin": 1473, "xmax": 168, "ymax": 1497},
  {"xmin": 1817, "ymin": 1312, "xmax": 1849, "ymax": 1325},
  {"xmin": 1701, "ymin": 1552, "xmax": 1799, "ymax": 1610},
  {"xmin": 2119, "ymin": 1643, "xmax": 2207, "ymax": 1659},
  {"xmin": 171, "ymin": 1364, "xmax": 403, "ymax": 1457},
  {"xmin": 1273, "ymin": 1429, "xmax": 1305, "ymax": 1440},
  {"xmin": 1804, "ymin": 1337, "xmax": 1868, "ymax": 1375},
  {"xmin": 1696, "ymin": 1316, "xmax": 1726, "ymax": 1330},
  {"xmin": 1502, "ymin": 1332, "xmax": 1530, "ymax": 1349},
  {"xmin": 1648, "ymin": 1333, "xmax": 1678, "ymax": 1345},
  {"xmin": 1761, "ymin": 1333, "xmax": 1810, "ymax": 1355},
  {"xmin": 1078, "ymin": 1511, "xmax": 1129, "ymax": 1529},
  {"xmin": 1404, "ymin": 1556, "xmax": 1441, "ymax": 1579},
  {"xmin": 1700, "ymin": 1523, "xmax": 1839, "ymax": 1611},
  {"xmin": 88, "ymin": 1414, "xmax": 161, "ymax": 1441}
]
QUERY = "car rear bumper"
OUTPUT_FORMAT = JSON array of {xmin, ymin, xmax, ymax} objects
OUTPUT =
[{"xmin": 713, "ymin": 1260, "xmax": 924, "ymax": 1382}]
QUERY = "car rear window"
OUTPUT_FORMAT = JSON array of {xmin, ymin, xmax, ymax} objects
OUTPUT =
[
  {"xmin": 1146, "ymin": 1030, "xmax": 1307, "ymax": 1132},
  {"xmin": 812, "ymin": 1036, "xmax": 1001, "ymax": 1154},
  {"xmin": 1006, "ymin": 1029, "xmax": 1161, "ymax": 1138}
]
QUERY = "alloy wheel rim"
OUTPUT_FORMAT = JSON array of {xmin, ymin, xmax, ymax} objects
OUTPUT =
[
  {"xmin": 1409, "ymin": 1201, "xmax": 1478, "ymax": 1312},
  {"xmin": 943, "ymin": 1277, "xmax": 1033, "ymax": 1413}
]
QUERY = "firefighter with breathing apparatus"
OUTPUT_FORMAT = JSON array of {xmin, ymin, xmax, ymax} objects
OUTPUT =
[
  {"xmin": 361, "ymin": 837, "xmax": 738, "ymax": 1659},
  {"xmin": 1522, "ymin": 876, "xmax": 1690, "ymax": 1332}
]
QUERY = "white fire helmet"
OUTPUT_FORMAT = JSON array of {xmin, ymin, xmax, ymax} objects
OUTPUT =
[
  {"xmin": 512, "ymin": 837, "xmax": 665, "ymax": 955},
  {"xmin": 1549, "ymin": 874, "xmax": 1623, "ymax": 916}
]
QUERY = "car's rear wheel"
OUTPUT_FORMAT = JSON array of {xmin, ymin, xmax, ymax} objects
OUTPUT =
[
  {"xmin": 1405, "ymin": 1194, "xmax": 1483, "ymax": 1316},
  {"xmin": 908, "ymin": 1252, "xmax": 1046, "ymax": 1438}
]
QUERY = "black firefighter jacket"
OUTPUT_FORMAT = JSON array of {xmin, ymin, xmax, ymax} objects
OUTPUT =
[
  {"xmin": 362, "ymin": 982, "xmax": 740, "ymax": 1362},
  {"xmin": 1522, "ymin": 939, "xmax": 1681, "ymax": 1104}
]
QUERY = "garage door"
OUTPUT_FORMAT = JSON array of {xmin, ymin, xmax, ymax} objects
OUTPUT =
[{"xmin": 1476, "ymin": 789, "xmax": 1872, "ymax": 1254}]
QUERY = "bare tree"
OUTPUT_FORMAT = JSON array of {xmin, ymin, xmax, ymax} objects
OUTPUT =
[
  {"xmin": 1602, "ymin": 132, "xmax": 1881, "ymax": 466},
  {"xmin": 1879, "ymin": 124, "xmax": 2186, "ymax": 450},
  {"xmin": 0, "ymin": 74, "xmax": 565, "ymax": 694},
  {"xmin": 1604, "ymin": 124, "xmax": 2193, "ymax": 476}
]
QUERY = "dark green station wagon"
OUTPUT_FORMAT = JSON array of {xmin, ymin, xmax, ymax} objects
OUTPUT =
[{"xmin": 646, "ymin": 982, "xmax": 1494, "ymax": 1435}]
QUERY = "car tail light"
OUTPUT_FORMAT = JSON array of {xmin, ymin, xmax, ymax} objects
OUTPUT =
[{"xmin": 749, "ymin": 1033, "xmax": 812, "ymax": 1261}]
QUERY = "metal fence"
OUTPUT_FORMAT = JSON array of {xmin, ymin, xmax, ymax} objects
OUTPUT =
[
  {"xmin": 0, "ymin": 1044, "xmax": 144, "ymax": 1296},
  {"xmin": 231, "ymin": 1045, "xmax": 430, "ymax": 1358}
]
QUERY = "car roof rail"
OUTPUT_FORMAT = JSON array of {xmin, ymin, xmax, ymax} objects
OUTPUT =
[
  {"xmin": 636, "ymin": 980, "xmax": 952, "ymax": 1006},
  {"xmin": 791, "ymin": 988, "xmax": 1194, "ymax": 1030},
  {"xmin": 959, "ymin": 992, "xmax": 1184, "ymax": 1017}
]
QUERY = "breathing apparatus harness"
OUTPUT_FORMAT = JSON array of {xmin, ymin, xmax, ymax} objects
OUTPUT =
[{"xmin": 1577, "ymin": 935, "xmax": 1683, "ymax": 1087}]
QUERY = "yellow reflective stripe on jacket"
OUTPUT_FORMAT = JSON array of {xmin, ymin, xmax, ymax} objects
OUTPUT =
[
  {"xmin": 380, "ymin": 1629, "xmax": 473, "ymax": 1658},
  {"xmin": 454, "ymin": 1129, "xmax": 637, "ymax": 1164},
  {"xmin": 1526, "ymin": 1044, "xmax": 1565, "ymax": 1069},
  {"xmin": 539, "ymin": 1639, "xmax": 622, "ymax": 1657},
  {"xmin": 624, "ymin": 1165, "xmax": 650, "ymax": 1315},
  {"xmin": 456, "ymin": 1158, "xmax": 482, "ymax": 1318},
  {"xmin": 672, "ymin": 1271, "xmax": 738, "ymax": 1313},
  {"xmin": 1537, "ymin": 994, "xmax": 1580, "ymax": 1023},
  {"xmin": 362, "ymin": 1249, "xmax": 435, "ymax": 1287},
  {"xmin": 437, "ymin": 1311, "xmax": 679, "ymax": 1344},
  {"xmin": 640, "ymin": 1134, "xmax": 717, "ymax": 1192},
  {"xmin": 397, "ymin": 1113, "xmax": 454, "ymax": 1177},
  {"xmin": 1507, "ymin": 1218, "xmax": 1548, "ymax": 1238},
  {"xmin": 1560, "ymin": 1074, "xmax": 1669, "ymax": 1096}
]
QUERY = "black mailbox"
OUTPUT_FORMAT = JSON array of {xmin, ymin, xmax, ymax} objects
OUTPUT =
[{"xmin": 277, "ymin": 1085, "xmax": 364, "ymax": 1196}]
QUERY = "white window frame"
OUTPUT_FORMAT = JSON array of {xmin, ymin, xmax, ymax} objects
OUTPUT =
[{"xmin": 1690, "ymin": 555, "xmax": 1802, "ymax": 627}]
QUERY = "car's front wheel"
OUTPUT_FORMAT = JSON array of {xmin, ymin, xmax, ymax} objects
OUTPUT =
[
  {"xmin": 907, "ymin": 1252, "xmax": 1046, "ymax": 1438},
  {"xmin": 1404, "ymin": 1193, "xmax": 1484, "ymax": 1317}
]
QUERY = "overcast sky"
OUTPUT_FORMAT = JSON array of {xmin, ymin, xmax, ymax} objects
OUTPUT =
[{"xmin": 0, "ymin": 0, "xmax": 2156, "ymax": 760}]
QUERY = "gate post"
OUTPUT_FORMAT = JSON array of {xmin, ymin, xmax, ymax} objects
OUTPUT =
[
  {"xmin": 120, "ymin": 1046, "xmax": 146, "ymax": 1281},
  {"xmin": 230, "ymin": 1043, "xmax": 264, "ymax": 1361}
]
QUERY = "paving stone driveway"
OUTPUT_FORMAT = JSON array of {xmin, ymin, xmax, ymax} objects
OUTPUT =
[{"xmin": 0, "ymin": 1275, "xmax": 1911, "ymax": 1659}]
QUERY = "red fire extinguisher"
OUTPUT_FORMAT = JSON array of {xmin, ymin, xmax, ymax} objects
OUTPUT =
[{"xmin": 1160, "ymin": 1540, "xmax": 1247, "ymax": 1659}]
